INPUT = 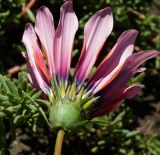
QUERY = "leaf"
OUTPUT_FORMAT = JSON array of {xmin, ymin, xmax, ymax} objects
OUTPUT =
[
  {"xmin": 51, "ymin": 75, "xmax": 61, "ymax": 100},
  {"xmin": 18, "ymin": 72, "xmax": 27, "ymax": 91},
  {"xmin": 31, "ymin": 91, "xmax": 43, "ymax": 99},
  {"xmin": 0, "ymin": 75, "xmax": 10, "ymax": 93},
  {"xmin": 132, "ymin": 72, "xmax": 145, "ymax": 84},
  {"xmin": 0, "ymin": 94, "xmax": 8, "ymax": 101},
  {"xmin": 5, "ymin": 77, "xmax": 18, "ymax": 95},
  {"xmin": 111, "ymin": 111, "xmax": 125, "ymax": 125},
  {"xmin": 36, "ymin": 99, "xmax": 51, "ymax": 108},
  {"xmin": 26, "ymin": 9, "xmax": 35, "ymax": 23},
  {"xmin": 0, "ymin": 112, "xmax": 6, "ymax": 118},
  {"xmin": 13, "ymin": 115, "xmax": 23, "ymax": 125}
]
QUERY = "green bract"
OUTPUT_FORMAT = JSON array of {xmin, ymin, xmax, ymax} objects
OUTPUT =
[
  {"xmin": 48, "ymin": 76, "xmax": 97, "ymax": 132},
  {"xmin": 49, "ymin": 99, "xmax": 82, "ymax": 131}
]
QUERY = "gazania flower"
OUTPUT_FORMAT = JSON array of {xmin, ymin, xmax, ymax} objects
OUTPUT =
[{"xmin": 22, "ymin": 1, "xmax": 158, "ymax": 131}]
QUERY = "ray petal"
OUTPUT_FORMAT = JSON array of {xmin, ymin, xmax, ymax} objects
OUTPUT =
[
  {"xmin": 54, "ymin": 1, "xmax": 78, "ymax": 83},
  {"xmin": 88, "ymin": 30, "xmax": 138, "ymax": 93},
  {"xmin": 35, "ymin": 6, "xmax": 55, "ymax": 78},
  {"xmin": 74, "ymin": 7, "xmax": 113, "ymax": 86},
  {"xmin": 91, "ymin": 50, "xmax": 159, "ymax": 116},
  {"xmin": 22, "ymin": 23, "xmax": 49, "ymax": 94}
]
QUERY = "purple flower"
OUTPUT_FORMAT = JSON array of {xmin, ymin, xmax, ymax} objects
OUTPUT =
[{"xmin": 22, "ymin": 1, "xmax": 159, "ymax": 121}]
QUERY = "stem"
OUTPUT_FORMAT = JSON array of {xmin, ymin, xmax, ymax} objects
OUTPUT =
[{"xmin": 54, "ymin": 129, "xmax": 65, "ymax": 155}]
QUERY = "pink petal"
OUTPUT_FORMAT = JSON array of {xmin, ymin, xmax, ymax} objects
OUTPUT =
[
  {"xmin": 22, "ymin": 23, "xmax": 49, "ymax": 94},
  {"xmin": 123, "ymin": 85, "xmax": 141, "ymax": 99},
  {"xmin": 90, "ymin": 50, "xmax": 159, "ymax": 116},
  {"xmin": 34, "ymin": 49, "xmax": 50, "ymax": 81},
  {"xmin": 26, "ymin": 57, "xmax": 40, "ymax": 90},
  {"xmin": 35, "ymin": 6, "xmax": 55, "ymax": 78},
  {"xmin": 92, "ymin": 85, "xmax": 141, "ymax": 116},
  {"xmin": 136, "ymin": 67, "xmax": 146, "ymax": 73},
  {"xmin": 74, "ymin": 7, "xmax": 113, "ymax": 86},
  {"xmin": 96, "ymin": 50, "xmax": 159, "ymax": 101},
  {"xmin": 88, "ymin": 30, "xmax": 138, "ymax": 93},
  {"xmin": 92, "ymin": 102, "xmax": 121, "ymax": 117},
  {"xmin": 53, "ymin": 1, "xmax": 78, "ymax": 82}
]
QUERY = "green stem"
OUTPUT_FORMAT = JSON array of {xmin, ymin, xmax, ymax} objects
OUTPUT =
[{"xmin": 54, "ymin": 129, "xmax": 65, "ymax": 155}]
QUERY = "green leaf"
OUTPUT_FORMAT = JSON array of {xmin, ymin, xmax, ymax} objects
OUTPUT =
[
  {"xmin": 0, "ymin": 112, "xmax": 6, "ymax": 118},
  {"xmin": 0, "ymin": 94, "xmax": 8, "ymax": 101},
  {"xmin": 111, "ymin": 111, "xmax": 125, "ymax": 125},
  {"xmin": 0, "ymin": 75, "xmax": 10, "ymax": 93},
  {"xmin": 51, "ymin": 75, "xmax": 61, "ymax": 100},
  {"xmin": 36, "ymin": 99, "xmax": 51, "ymax": 108},
  {"xmin": 26, "ymin": 9, "xmax": 35, "ymax": 23},
  {"xmin": 5, "ymin": 77, "xmax": 18, "ymax": 95},
  {"xmin": 5, "ymin": 105, "xmax": 21, "ymax": 113},
  {"xmin": 31, "ymin": 91, "xmax": 43, "ymax": 99},
  {"xmin": 126, "ymin": 130, "xmax": 139, "ymax": 138},
  {"xmin": 18, "ymin": 72, "xmax": 27, "ymax": 90},
  {"xmin": 13, "ymin": 115, "xmax": 23, "ymax": 125},
  {"xmin": 132, "ymin": 72, "xmax": 145, "ymax": 84}
]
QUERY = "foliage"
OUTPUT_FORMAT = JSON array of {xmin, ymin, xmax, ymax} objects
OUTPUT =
[
  {"xmin": 0, "ymin": 0, "xmax": 35, "ymax": 72},
  {"xmin": 0, "ymin": 73, "xmax": 159, "ymax": 154},
  {"xmin": 0, "ymin": 73, "xmax": 46, "ymax": 153},
  {"xmin": 77, "ymin": 110, "xmax": 160, "ymax": 155}
]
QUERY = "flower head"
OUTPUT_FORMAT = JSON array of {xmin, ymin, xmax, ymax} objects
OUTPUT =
[{"xmin": 22, "ymin": 1, "xmax": 159, "ymax": 131}]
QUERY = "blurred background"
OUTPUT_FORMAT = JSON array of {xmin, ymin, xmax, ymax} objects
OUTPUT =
[{"xmin": 1, "ymin": 0, "xmax": 160, "ymax": 154}]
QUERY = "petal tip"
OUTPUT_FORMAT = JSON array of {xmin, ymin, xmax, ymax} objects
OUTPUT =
[
  {"xmin": 122, "ymin": 29, "xmax": 139, "ymax": 39},
  {"xmin": 22, "ymin": 23, "xmax": 33, "ymax": 42},
  {"xmin": 145, "ymin": 50, "xmax": 160, "ymax": 57},
  {"xmin": 130, "ymin": 29, "xmax": 139, "ymax": 37},
  {"xmin": 25, "ymin": 23, "xmax": 33, "ymax": 29},
  {"xmin": 124, "ymin": 85, "xmax": 141, "ymax": 99},
  {"xmin": 103, "ymin": 7, "xmax": 112, "ymax": 13},
  {"xmin": 62, "ymin": 0, "xmax": 73, "ymax": 10},
  {"xmin": 37, "ymin": 6, "xmax": 49, "ymax": 13},
  {"xmin": 98, "ymin": 7, "xmax": 113, "ymax": 18}
]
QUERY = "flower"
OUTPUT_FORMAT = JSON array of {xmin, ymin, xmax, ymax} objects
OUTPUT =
[{"xmin": 22, "ymin": 1, "xmax": 159, "ymax": 130}]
